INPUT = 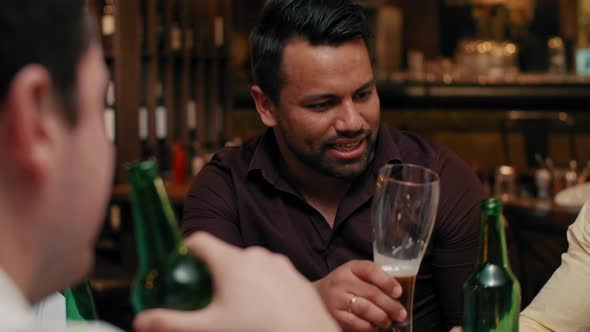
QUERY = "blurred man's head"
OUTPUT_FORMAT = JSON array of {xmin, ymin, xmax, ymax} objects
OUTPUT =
[
  {"xmin": 250, "ymin": 0, "xmax": 380, "ymax": 180},
  {"xmin": 0, "ymin": 0, "xmax": 114, "ymax": 303}
]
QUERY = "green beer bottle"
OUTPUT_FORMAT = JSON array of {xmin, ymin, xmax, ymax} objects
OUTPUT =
[
  {"xmin": 128, "ymin": 160, "xmax": 213, "ymax": 312},
  {"xmin": 65, "ymin": 280, "xmax": 98, "ymax": 321},
  {"xmin": 463, "ymin": 198, "xmax": 521, "ymax": 332}
]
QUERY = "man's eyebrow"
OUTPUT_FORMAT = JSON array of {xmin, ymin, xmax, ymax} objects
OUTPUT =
[
  {"xmin": 355, "ymin": 78, "xmax": 376, "ymax": 93},
  {"xmin": 299, "ymin": 78, "xmax": 375, "ymax": 104},
  {"xmin": 300, "ymin": 93, "xmax": 338, "ymax": 104}
]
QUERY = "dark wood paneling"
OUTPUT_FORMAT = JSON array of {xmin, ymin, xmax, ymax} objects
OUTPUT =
[{"xmin": 114, "ymin": 0, "xmax": 140, "ymax": 183}]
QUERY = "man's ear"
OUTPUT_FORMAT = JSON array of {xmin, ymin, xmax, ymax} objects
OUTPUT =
[
  {"xmin": 251, "ymin": 85, "xmax": 278, "ymax": 127},
  {"xmin": 1, "ymin": 64, "xmax": 56, "ymax": 184}
]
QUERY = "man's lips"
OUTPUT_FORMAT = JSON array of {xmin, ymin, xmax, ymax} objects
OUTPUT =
[
  {"xmin": 326, "ymin": 138, "xmax": 367, "ymax": 160},
  {"xmin": 331, "ymin": 140, "xmax": 363, "ymax": 151}
]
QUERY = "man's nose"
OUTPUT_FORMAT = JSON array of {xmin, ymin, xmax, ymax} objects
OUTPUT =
[{"xmin": 334, "ymin": 99, "xmax": 363, "ymax": 134}]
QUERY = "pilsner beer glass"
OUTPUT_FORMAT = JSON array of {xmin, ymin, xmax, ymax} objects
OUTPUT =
[{"xmin": 372, "ymin": 164, "xmax": 440, "ymax": 332}]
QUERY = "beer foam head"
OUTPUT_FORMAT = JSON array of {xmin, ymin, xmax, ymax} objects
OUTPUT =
[{"xmin": 374, "ymin": 250, "xmax": 419, "ymax": 277}]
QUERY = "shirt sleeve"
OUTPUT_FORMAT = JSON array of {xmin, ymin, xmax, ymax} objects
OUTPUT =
[
  {"xmin": 181, "ymin": 158, "xmax": 244, "ymax": 247},
  {"xmin": 431, "ymin": 147, "xmax": 486, "ymax": 330},
  {"xmin": 519, "ymin": 201, "xmax": 590, "ymax": 332}
]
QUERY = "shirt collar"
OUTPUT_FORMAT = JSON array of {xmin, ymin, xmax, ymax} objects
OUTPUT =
[
  {"xmin": 247, "ymin": 129, "xmax": 282, "ymax": 186},
  {"xmin": 0, "ymin": 266, "xmax": 33, "ymax": 324},
  {"xmin": 370, "ymin": 123, "xmax": 403, "ymax": 174}
]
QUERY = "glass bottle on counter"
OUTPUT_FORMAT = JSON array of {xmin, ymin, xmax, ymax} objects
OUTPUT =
[
  {"xmin": 463, "ymin": 198, "xmax": 521, "ymax": 332},
  {"xmin": 139, "ymin": 64, "xmax": 152, "ymax": 160},
  {"xmin": 156, "ymin": 0, "xmax": 165, "ymax": 53},
  {"xmin": 138, "ymin": 102, "xmax": 151, "ymax": 160},
  {"xmin": 187, "ymin": 57, "xmax": 205, "ymax": 176},
  {"xmin": 188, "ymin": 129, "xmax": 206, "ymax": 176},
  {"xmin": 104, "ymin": 80, "xmax": 116, "ymax": 144},
  {"xmin": 548, "ymin": 37, "xmax": 567, "ymax": 74},
  {"xmin": 128, "ymin": 160, "xmax": 213, "ymax": 312},
  {"xmin": 170, "ymin": 0, "xmax": 182, "ymax": 53},
  {"xmin": 138, "ymin": 0, "xmax": 146, "ymax": 53},
  {"xmin": 172, "ymin": 140, "xmax": 187, "ymax": 185},
  {"xmin": 155, "ymin": 81, "xmax": 171, "ymax": 178},
  {"xmin": 101, "ymin": 0, "xmax": 115, "ymax": 55}
]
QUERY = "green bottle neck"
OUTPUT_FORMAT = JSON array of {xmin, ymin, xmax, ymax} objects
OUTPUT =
[
  {"xmin": 130, "ymin": 162, "xmax": 184, "ymax": 272},
  {"xmin": 477, "ymin": 212, "xmax": 509, "ymax": 267},
  {"xmin": 65, "ymin": 280, "xmax": 98, "ymax": 321}
]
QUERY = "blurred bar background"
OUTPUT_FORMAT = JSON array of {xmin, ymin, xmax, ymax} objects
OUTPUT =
[{"xmin": 85, "ymin": 0, "xmax": 590, "ymax": 329}]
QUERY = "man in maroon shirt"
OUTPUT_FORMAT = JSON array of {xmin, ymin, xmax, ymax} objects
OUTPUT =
[{"xmin": 182, "ymin": 0, "xmax": 485, "ymax": 331}]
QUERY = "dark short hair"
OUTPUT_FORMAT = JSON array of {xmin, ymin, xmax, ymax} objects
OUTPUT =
[
  {"xmin": 250, "ymin": 0, "xmax": 370, "ymax": 103},
  {"xmin": 0, "ymin": 0, "xmax": 91, "ymax": 123}
]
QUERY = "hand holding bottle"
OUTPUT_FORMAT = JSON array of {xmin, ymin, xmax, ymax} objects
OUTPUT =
[
  {"xmin": 133, "ymin": 232, "xmax": 339, "ymax": 332},
  {"xmin": 129, "ymin": 160, "xmax": 212, "ymax": 312}
]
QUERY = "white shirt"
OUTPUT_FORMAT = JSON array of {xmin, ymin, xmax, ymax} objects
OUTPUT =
[
  {"xmin": 520, "ymin": 201, "xmax": 590, "ymax": 332},
  {"xmin": 0, "ymin": 267, "xmax": 122, "ymax": 332},
  {"xmin": 32, "ymin": 292, "xmax": 66, "ymax": 328}
]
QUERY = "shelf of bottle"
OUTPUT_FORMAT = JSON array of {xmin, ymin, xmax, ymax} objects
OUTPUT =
[
  {"xmin": 140, "ymin": 52, "xmax": 228, "ymax": 61},
  {"xmin": 504, "ymin": 197, "xmax": 578, "ymax": 220},
  {"xmin": 102, "ymin": 50, "xmax": 227, "ymax": 63},
  {"xmin": 101, "ymin": 45, "xmax": 227, "ymax": 64},
  {"xmin": 231, "ymin": 80, "xmax": 590, "ymax": 111}
]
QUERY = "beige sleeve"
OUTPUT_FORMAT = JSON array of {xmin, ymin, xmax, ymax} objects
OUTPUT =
[{"xmin": 519, "ymin": 201, "xmax": 590, "ymax": 332}]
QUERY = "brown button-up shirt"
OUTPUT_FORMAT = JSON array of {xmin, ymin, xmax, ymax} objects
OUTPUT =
[{"xmin": 182, "ymin": 124, "xmax": 485, "ymax": 331}]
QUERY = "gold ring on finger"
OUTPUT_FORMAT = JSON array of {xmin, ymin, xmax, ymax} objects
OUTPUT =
[{"xmin": 348, "ymin": 295, "xmax": 359, "ymax": 313}]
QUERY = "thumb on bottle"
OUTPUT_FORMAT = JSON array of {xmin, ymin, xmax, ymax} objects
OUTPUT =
[{"xmin": 184, "ymin": 232, "xmax": 240, "ymax": 272}]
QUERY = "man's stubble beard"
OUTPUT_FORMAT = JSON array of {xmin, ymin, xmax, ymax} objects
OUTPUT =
[{"xmin": 277, "ymin": 121, "xmax": 376, "ymax": 180}]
